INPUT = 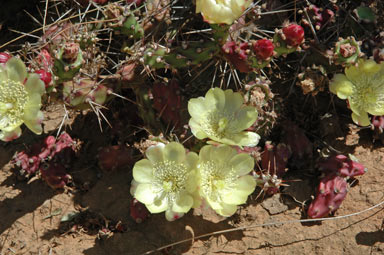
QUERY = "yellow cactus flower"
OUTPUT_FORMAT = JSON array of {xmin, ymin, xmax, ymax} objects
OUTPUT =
[
  {"xmin": 188, "ymin": 88, "xmax": 260, "ymax": 147},
  {"xmin": 329, "ymin": 59, "xmax": 384, "ymax": 126},
  {"xmin": 131, "ymin": 142, "xmax": 199, "ymax": 221},
  {"xmin": 0, "ymin": 57, "xmax": 45, "ymax": 141},
  {"xmin": 196, "ymin": 0, "xmax": 252, "ymax": 25},
  {"xmin": 197, "ymin": 145, "xmax": 256, "ymax": 217}
]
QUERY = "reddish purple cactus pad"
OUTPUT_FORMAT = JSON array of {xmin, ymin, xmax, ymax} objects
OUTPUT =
[
  {"xmin": 261, "ymin": 142, "xmax": 291, "ymax": 178},
  {"xmin": 152, "ymin": 80, "xmax": 183, "ymax": 127},
  {"xmin": 13, "ymin": 133, "xmax": 76, "ymax": 189},
  {"xmin": 308, "ymin": 174, "xmax": 348, "ymax": 218},
  {"xmin": 282, "ymin": 120, "xmax": 312, "ymax": 161},
  {"xmin": 98, "ymin": 145, "xmax": 133, "ymax": 171},
  {"xmin": 252, "ymin": 39, "xmax": 274, "ymax": 60},
  {"xmin": 282, "ymin": 24, "xmax": 305, "ymax": 47},
  {"xmin": 318, "ymin": 154, "xmax": 367, "ymax": 178},
  {"xmin": 40, "ymin": 162, "xmax": 72, "ymax": 189}
]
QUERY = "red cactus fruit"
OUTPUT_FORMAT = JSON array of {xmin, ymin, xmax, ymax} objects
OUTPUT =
[
  {"xmin": 282, "ymin": 24, "xmax": 305, "ymax": 47},
  {"xmin": 282, "ymin": 120, "xmax": 312, "ymax": 161},
  {"xmin": 152, "ymin": 79, "xmax": 183, "ymax": 127},
  {"xmin": 307, "ymin": 174, "xmax": 348, "ymax": 218},
  {"xmin": 222, "ymin": 41, "xmax": 251, "ymax": 73},
  {"xmin": 261, "ymin": 142, "xmax": 291, "ymax": 178},
  {"xmin": 98, "ymin": 145, "xmax": 133, "ymax": 171},
  {"xmin": 40, "ymin": 162, "xmax": 72, "ymax": 189},
  {"xmin": 252, "ymin": 39, "xmax": 274, "ymax": 60},
  {"xmin": 36, "ymin": 49, "xmax": 53, "ymax": 70},
  {"xmin": 318, "ymin": 154, "xmax": 367, "ymax": 178},
  {"xmin": 130, "ymin": 198, "xmax": 149, "ymax": 223},
  {"xmin": 35, "ymin": 69, "xmax": 52, "ymax": 88},
  {"xmin": 0, "ymin": 52, "xmax": 11, "ymax": 64}
]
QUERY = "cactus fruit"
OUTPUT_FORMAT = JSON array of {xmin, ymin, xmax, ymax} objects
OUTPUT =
[
  {"xmin": 332, "ymin": 37, "xmax": 362, "ymax": 66},
  {"xmin": 104, "ymin": 3, "xmax": 144, "ymax": 39},
  {"xmin": 274, "ymin": 24, "xmax": 304, "ymax": 56},
  {"xmin": 244, "ymin": 78, "xmax": 278, "ymax": 137},
  {"xmin": 303, "ymin": 5, "xmax": 335, "ymax": 30},
  {"xmin": 222, "ymin": 39, "xmax": 275, "ymax": 72},
  {"xmin": 222, "ymin": 41, "xmax": 251, "ymax": 73},
  {"xmin": 296, "ymin": 65, "xmax": 327, "ymax": 96},
  {"xmin": 130, "ymin": 198, "xmax": 150, "ymax": 223},
  {"xmin": 35, "ymin": 69, "xmax": 52, "ymax": 88},
  {"xmin": 53, "ymin": 42, "xmax": 84, "ymax": 82},
  {"xmin": 307, "ymin": 174, "xmax": 348, "ymax": 218},
  {"xmin": 318, "ymin": 154, "xmax": 367, "ymax": 178},
  {"xmin": 152, "ymin": 79, "xmax": 184, "ymax": 128},
  {"xmin": 0, "ymin": 52, "xmax": 11, "ymax": 64},
  {"xmin": 62, "ymin": 79, "xmax": 109, "ymax": 109},
  {"xmin": 97, "ymin": 145, "xmax": 133, "ymax": 171},
  {"xmin": 252, "ymin": 39, "xmax": 275, "ymax": 61}
]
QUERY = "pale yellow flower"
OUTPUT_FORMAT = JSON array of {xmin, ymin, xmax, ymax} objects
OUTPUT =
[
  {"xmin": 197, "ymin": 145, "xmax": 256, "ymax": 217},
  {"xmin": 0, "ymin": 57, "xmax": 45, "ymax": 141},
  {"xmin": 196, "ymin": 0, "xmax": 252, "ymax": 25},
  {"xmin": 131, "ymin": 142, "xmax": 199, "ymax": 221},
  {"xmin": 330, "ymin": 59, "xmax": 384, "ymax": 126}
]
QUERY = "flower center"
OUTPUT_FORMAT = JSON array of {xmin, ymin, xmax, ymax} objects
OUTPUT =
[
  {"xmin": 0, "ymin": 79, "xmax": 28, "ymax": 130},
  {"xmin": 199, "ymin": 160, "xmax": 237, "ymax": 202},
  {"xmin": 153, "ymin": 160, "xmax": 189, "ymax": 195},
  {"xmin": 201, "ymin": 111, "xmax": 234, "ymax": 139},
  {"xmin": 349, "ymin": 77, "xmax": 384, "ymax": 112}
]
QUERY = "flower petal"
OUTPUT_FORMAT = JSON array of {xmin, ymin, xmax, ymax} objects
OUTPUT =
[
  {"xmin": 145, "ymin": 143, "xmax": 165, "ymax": 163},
  {"xmin": 25, "ymin": 73, "xmax": 45, "ymax": 96},
  {"xmin": 220, "ymin": 131, "xmax": 260, "ymax": 147},
  {"xmin": 0, "ymin": 126, "xmax": 22, "ymax": 142},
  {"xmin": 134, "ymin": 183, "xmax": 157, "ymax": 204},
  {"xmin": 222, "ymin": 175, "xmax": 256, "ymax": 205},
  {"xmin": 165, "ymin": 210, "xmax": 184, "ymax": 221},
  {"xmin": 329, "ymin": 74, "xmax": 353, "ymax": 99},
  {"xmin": 147, "ymin": 197, "xmax": 168, "ymax": 213},
  {"xmin": 163, "ymin": 142, "xmax": 186, "ymax": 163},
  {"xmin": 6, "ymin": 57, "xmax": 27, "ymax": 83},
  {"xmin": 216, "ymin": 203, "xmax": 238, "ymax": 217},
  {"xmin": 188, "ymin": 97, "xmax": 207, "ymax": 120},
  {"xmin": 351, "ymin": 112, "xmax": 370, "ymax": 126},
  {"xmin": 185, "ymin": 152, "xmax": 198, "ymax": 170},
  {"xmin": 0, "ymin": 65, "xmax": 8, "ymax": 81},
  {"xmin": 231, "ymin": 106, "xmax": 258, "ymax": 132},
  {"xmin": 210, "ymin": 144, "xmax": 237, "ymax": 162},
  {"xmin": 223, "ymin": 89, "xmax": 243, "ymax": 114},
  {"xmin": 229, "ymin": 153, "xmax": 254, "ymax": 175},
  {"xmin": 24, "ymin": 111, "xmax": 43, "ymax": 134},
  {"xmin": 172, "ymin": 193, "xmax": 193, "ymax": 213},
  {"xmin": 198, "ymin": 145, "xmax": 213, "ymax": 162},
  {"xmin": 205, "ymin": 88, "xmax": 226, "ymax": 111},
  {"xmin": 133, "ymin": 159, "xmax": 154, "ymax": 183},
  {"xmin": 189, "ymin": 118, "xmax": 208, "ymax": 139}
]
